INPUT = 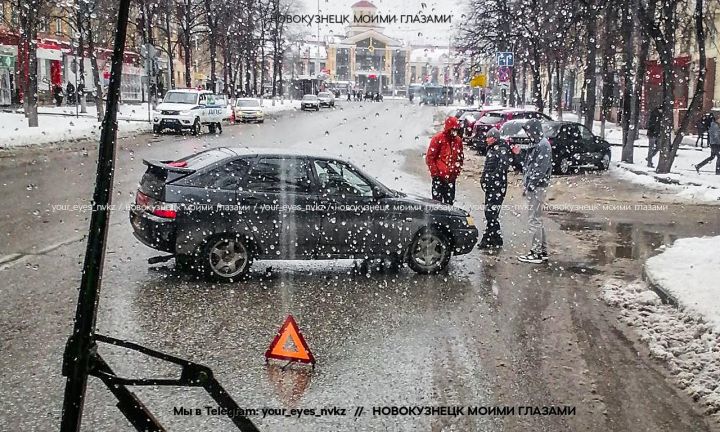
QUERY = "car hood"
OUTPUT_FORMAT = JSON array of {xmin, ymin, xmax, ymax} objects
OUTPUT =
[
  {"xmin": 387, "ymin": 192, "xmax": 468, "ymax": 217},
  {"xmin": 156, "ymin": 102, "xmax": 197, "ymax": 112}
]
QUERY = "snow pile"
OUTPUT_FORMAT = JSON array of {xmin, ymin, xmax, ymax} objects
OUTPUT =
[
  {"xmin": 602, "ymin": 279, "xmax": 720, "ymax": 422},
  {"xmin": 1, "ymin": 104, "xmax": 152, "ymax": 148},
  {"xmin": 645, "ymin": 236, "xmax": 720, "ymax": 332},
  {"xmin": 260, "ymin": 99, "xmax": 301, "ymax": 113}
]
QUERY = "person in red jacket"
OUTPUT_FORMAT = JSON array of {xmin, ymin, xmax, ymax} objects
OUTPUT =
[{"xmin": 426, "ymin": 116, "xmax": 464, "ymax": 205}]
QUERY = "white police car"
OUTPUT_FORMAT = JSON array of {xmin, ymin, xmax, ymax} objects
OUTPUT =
[{"xmin": 154, "ymin": 89, "xmax": 226, "ymax": 135}]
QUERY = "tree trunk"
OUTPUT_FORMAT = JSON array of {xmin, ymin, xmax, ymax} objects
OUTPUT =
[
  {"xmin": 165, "ymin": 9, "xmax": 175, "ymax": 89},
  {"xmin": 203, "ymin": 0, "xmax": 217, "ymax": 93},
  {"xmin": 77, "ymin": 14, "xmax": 87, "ymax": 113},
  {"xmin": 630, "ymin": 13, "xmax": 651, "ymax": 145},
  {"xmin": 532, "ymin": 46, "xmax": 543, "ymax": 111},
  {"xmin": 583, "ymin": 5, "xmax": 598, "ymax": 131},
  {"xmin": 599, "ymin": 2, "xmax": 616, "ymax": 139},
  {"xmin": 657, "ymin": 0, "xmax": 705, "ymax": 173},
  {"xmin": 555, "ymin": 59, "xmax": 564, "ymax": 120},
  {"xmin": 27, "ymin": 29, "xmax": 39, "ymax": 127},
  {"xmin": 87, "ymin": 28, "xmax": 104, "ymax": 121},
  {"xmin": 654, "ymin": 0, "xmax": 677, "ymax": 174},
  {"xmin": 521, "ymin": 63, "xmax": 527, "ymax": 106},
  {"xmin": 620, "ymin": 0, "xmax": 635, "ymax": 162}
]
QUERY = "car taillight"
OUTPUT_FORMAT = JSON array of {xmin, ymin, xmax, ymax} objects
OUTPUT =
[
  {"xmin": 152, "ymin": 204, "xmax": 177, "ymax": 219},
  {"xmin": 167, "ymin": 160, "xmax": 188, "ymax": 167},
  {"xmin": 135, "ymin": 190, "xmax": 150, "ymax": 207}
]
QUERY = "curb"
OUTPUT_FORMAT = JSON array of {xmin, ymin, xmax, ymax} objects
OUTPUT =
[
  {"xmin": 641, "ymin": 264, "xmax": 678, "ymax": 306},
  {"xmin": 613, "ymin": 163, "xmax": 718, "ymax": 189}
]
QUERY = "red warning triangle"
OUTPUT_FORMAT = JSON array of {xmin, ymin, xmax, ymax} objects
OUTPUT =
[{"xmin": 265, "ymin": 315, "xmax": 315, "ymax": 365}]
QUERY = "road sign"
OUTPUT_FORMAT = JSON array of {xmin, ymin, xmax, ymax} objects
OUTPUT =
[
  {"xmin": 265, "ymin": 315, "xmax": 315, "ymax": 365},
  {"xmin": 470, "ymin": 74, "xmax": 487, "ymax": 88},
  {"xmin": 496, "ymin": 52, "xmax": 514, "ymax": 67},
  {"xmin": 497, "ymin": 66, "xmax": 511, "ymax": 83}
]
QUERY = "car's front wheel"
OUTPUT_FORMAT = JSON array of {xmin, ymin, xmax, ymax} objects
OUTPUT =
[
  {"xmin": 598, "ymin": 152, "xmax": 611, "ymax": 170},
  {"xmin": 192, "ymin": 118, "xmax": 201, "ymax": 136},
  {"xmin": 407, "ymin": 228, "xmax": 451, "ymax": 274},
  {"xmin": 199, "ymin": 235, "xmax": 253, "ymax": 282}
]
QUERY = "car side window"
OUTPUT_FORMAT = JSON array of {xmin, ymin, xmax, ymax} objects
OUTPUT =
[
  {"xmin": 566, "ymin": 124, "xmax": 580, "ymax": 141},
  {"xmin": 579, "ymin": 125, "xmax": 594, "ymax": 142},
  {"xmin": 313, "ymin": 159, "xmax": 374, "ymax": 197},
  {"xmin": 185, "ymin": 159, "xmax": 250, "ymax": 190},
  {"xmin": 245, "ymin": 158, "xmax": 313, "ymax": 194}
]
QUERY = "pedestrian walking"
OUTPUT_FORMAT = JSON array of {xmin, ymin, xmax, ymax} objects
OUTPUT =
[
  {"xmin": 646, "ymin": 107, "xmax": 662, "ymax": 168},
  {"xmin": 53, "ymin": 85, "xmax": 64, "ymax": 106},
  {"xmin": 518, "ymin": 119, "xmax": 552, "ymax": 264},
  {"xmin": 66, "ymin": 81, "xmax": 75, "ymax": 105},
  {"xmin": 479, "ymin": 127, "xmax": 510, "ymax": 249},
  {"xmin": 695, "ymin": 114, "xmax": 720, "ymax": 175},
  {"xmin": 426, "ymin": 116, "xmax": 464, "ymax": 205}
]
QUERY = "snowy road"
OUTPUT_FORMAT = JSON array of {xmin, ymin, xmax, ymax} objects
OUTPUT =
[{"xmin": 0, "ymin": 100, "xmax": 718, "ymax": 431}]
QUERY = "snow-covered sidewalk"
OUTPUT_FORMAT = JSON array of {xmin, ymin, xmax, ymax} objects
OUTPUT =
[
  {"xmin": 645, "ymin": 236, "xmax": 720, "ymax": 332},
  {"xmin": 1, "ymin": 103, "xmax": 152, "ymax": 149},
  {"xmin": 0, "ymin": 100, "xmax": 304, "ymax": 149}
]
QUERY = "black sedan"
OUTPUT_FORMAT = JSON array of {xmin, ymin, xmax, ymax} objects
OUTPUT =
[
  {"xmin": 499, "ymin": 120, "xmax": 612, "ymax": 174},
  {"xmin": 130, "ymin": 148, "xmax": 478, "ymax": 281}
]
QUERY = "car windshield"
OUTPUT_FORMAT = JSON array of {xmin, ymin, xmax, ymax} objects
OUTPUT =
[
  {"xmin": 478, "ymin": 113, "xmax": 504, "ymax": 124},
  {"xmin": 11, "ymin": 3, "xmax": 715, "ymax": 432},
  {"xmin": 162, "ymin": 91, "xmax": 198, "ymax": 104},
  {"xmin": 236, "ymin": 99, "xmax": 260, "ymax": 107}
]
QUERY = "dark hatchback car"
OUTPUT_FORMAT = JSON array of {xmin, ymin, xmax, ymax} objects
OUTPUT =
[
  {"xmin": 499, "ymin": 119, "xmax": 612, "ymax": 174},
  {"xmin": 130, "ymin": 148, "xmax": 478, "ymax": 281}
]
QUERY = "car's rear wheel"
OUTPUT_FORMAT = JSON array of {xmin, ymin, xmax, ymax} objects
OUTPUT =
[
  {"xmin": 554, "ymin": 156, "xmax": 572, "ymax": 175},
  {"xmin": 407, "ymin": 228, "xmax": 451, "ymax": 274},
  {"xmin": 199, "ymin": 235, "xmax": 253, "ymax": 281}
]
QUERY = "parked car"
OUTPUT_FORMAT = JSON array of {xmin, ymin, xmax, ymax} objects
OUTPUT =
[
  {"xmin": 471, "ymin": 109, "xmax": 553, "ymax": 154},
  {"xmin": 214, "ymin": 94, "xmax": 233, "ymax": 122},
  {"xmin": 542, "ymin": 121, "xmax": 612, "ymax": 174},
  {"xmin": 498, "ymin": 119, "xmax": 612, "ymax": 174},
  {"xmin": 457, "ymin": 110, "xmax": 483, "ymax": 142},
  {"xmin": 301, "ymin": 94, "xmax": 320, "ymax": 111},
  {"xmin": 234, "ymin": 98, "xmax": 265, "ymax": 123},
  {"xmin": 317, "ymin": 91, "xmax": 336, "ymax": 107},
  {"xmin": 130, "ymin": 148, "xmax": 478, "ymax": 281},
  {"xmin": 153, "ymin": 89, "xmax": 226, "ymax": 135}
]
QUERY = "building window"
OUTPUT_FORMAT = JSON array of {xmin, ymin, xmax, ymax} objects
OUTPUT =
[
  {"xmin": 38, "ymin": 18, "xmax": 48, "ymax": 33},
  {"xmin": 55, "ymin": 18, "xmax": 62, "ymax": 34}
]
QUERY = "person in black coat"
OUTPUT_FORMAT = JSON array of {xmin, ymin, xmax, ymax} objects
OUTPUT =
[
  {"xmin": 479, "ymin": 127, "xmax": 511, "ymax": 249},
  {"xmin": 646, "ymin": 107, "xmax": 662, "ymax": 168}
]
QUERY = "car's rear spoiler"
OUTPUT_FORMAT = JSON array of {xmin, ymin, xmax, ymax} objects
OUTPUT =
[{"xmin": 142, "ymin": 159, "xmax": 196, "ymax": 174}]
